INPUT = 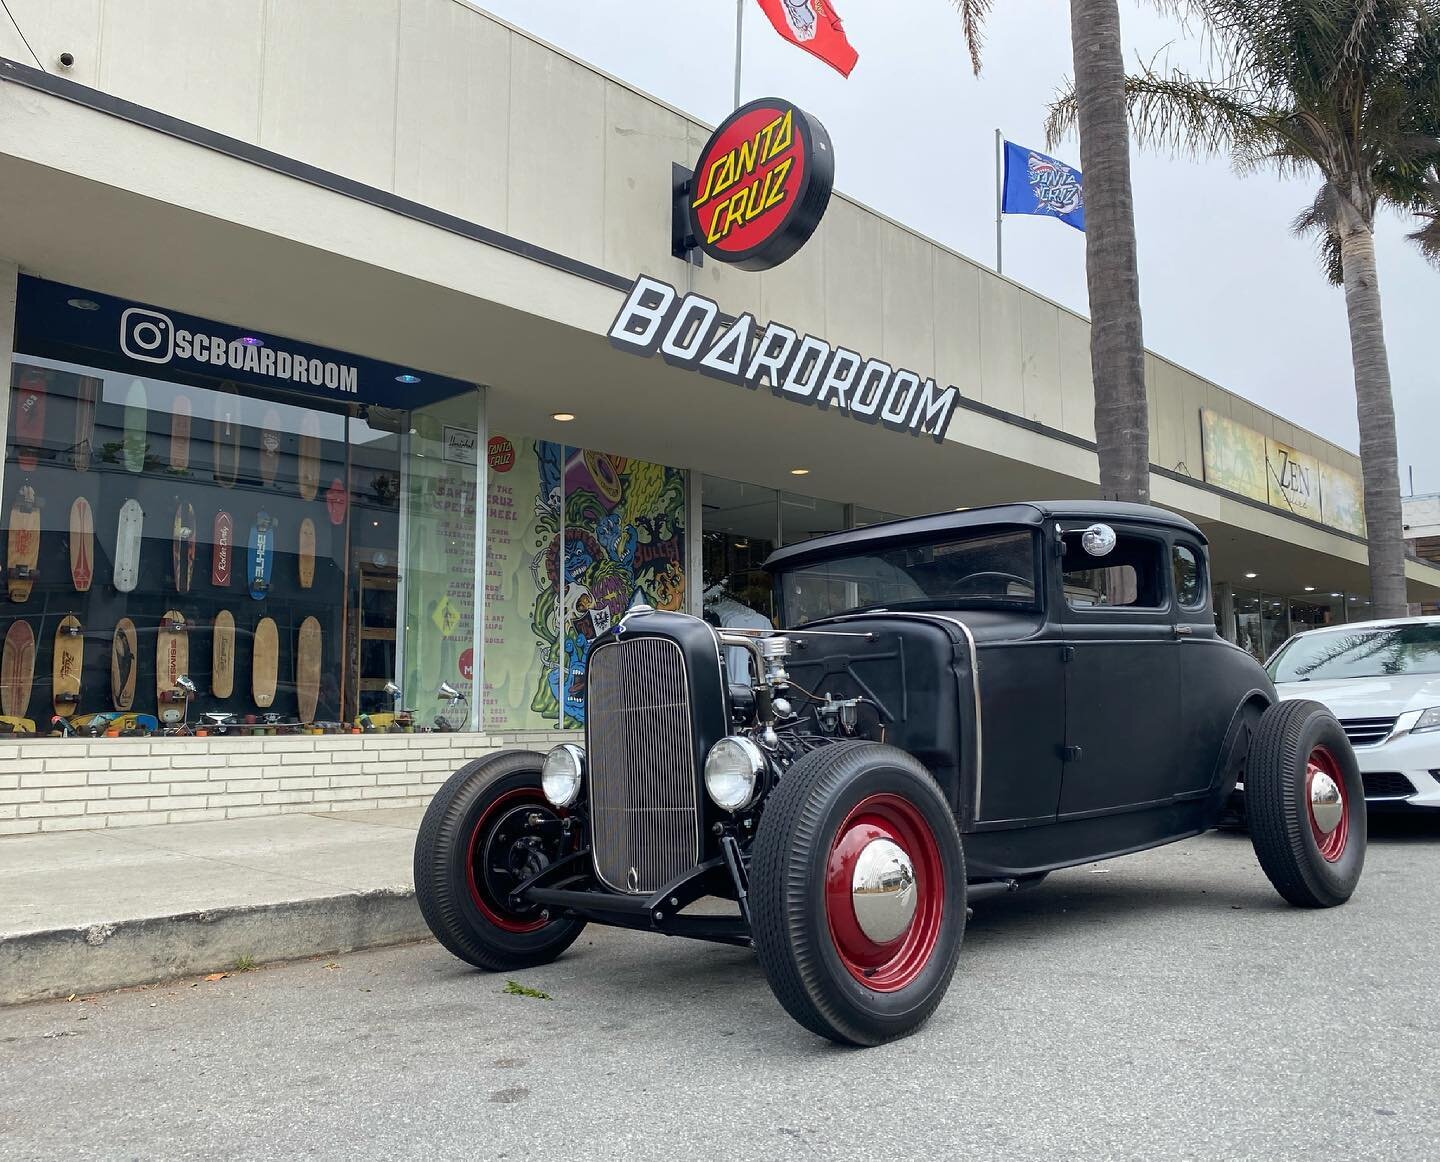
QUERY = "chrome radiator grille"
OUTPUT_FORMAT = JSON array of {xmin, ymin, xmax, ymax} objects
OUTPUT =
[{"xmin": 586, "ymin": 636, "xmax": 700, "ymax": 894}]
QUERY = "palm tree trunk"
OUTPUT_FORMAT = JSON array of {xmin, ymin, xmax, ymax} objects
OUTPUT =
[
  {"xmin": 1338, "ymin": 219, "xmax": 1409, "ymax": 617},
  {"xmin": 1069, "ymin": 0, "xmax": 1149, "ymax": 503}
]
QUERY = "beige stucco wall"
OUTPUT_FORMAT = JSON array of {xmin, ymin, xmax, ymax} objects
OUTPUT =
[{"xmin": 0, "ymin": 0, "xmax": 1362, "ymax": 488}]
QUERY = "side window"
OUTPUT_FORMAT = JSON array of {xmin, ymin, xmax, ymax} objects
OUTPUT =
[
  {"xmin": 1062, "ymin": 531, "xmax": 1166, "ymax": 610},
  {"xmin": 1173, "ymin": 543, "xmax": 1206, "ymax": 610}
]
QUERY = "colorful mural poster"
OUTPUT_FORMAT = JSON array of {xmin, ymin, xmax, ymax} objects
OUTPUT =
[
  {"xmin": 1201, "ymin": 409, "xmax": 1268, "ymax": 503},
  {"xmin": 1264, "ymin": 438, "xmax": 1321, "ymax": 521},
  {"xmin": 1321, "ymin": 464, "xmax": 1366, "ymax": 537},
  {"xmin": 481, "ymin": 437, "xmax": 687, "ymax": 731}
]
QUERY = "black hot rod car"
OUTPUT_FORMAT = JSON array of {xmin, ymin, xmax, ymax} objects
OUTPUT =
[{"xmin": 415, "ymin": 502, "xmax": 1366, "ymax": 1045}]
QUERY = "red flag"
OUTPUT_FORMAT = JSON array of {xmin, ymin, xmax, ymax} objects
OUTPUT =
[{"xmin": 754, "ymin": 0, "xmax": 859, "ymax": 78}]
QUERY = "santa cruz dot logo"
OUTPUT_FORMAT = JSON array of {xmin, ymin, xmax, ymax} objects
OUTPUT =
[{"xmin": 687, "ymin": 98, "xmax": 835, "ymax": 271}]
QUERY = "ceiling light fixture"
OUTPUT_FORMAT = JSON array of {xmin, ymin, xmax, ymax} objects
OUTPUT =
[
  {"xmin": 1303, "ymin": 586, "xmax": 1316, "ymax": 592},
  {"xmin": 1245, "ymin": 572, "xmax": 1258, "ymax": 579},
  {"xmin": 789, "ymin": 468, "xmax": 810, "ymax": 476},
  {"xmin": 551, "ymin": 412, "xmax": 576, "ymax": 422}
]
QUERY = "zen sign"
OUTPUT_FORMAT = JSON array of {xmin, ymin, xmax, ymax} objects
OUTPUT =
[{"xmin": 680, "ymin": 98, "xmax": 835, "ymax": 271}]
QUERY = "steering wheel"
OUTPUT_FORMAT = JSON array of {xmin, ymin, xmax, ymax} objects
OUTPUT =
[{"xmin": 952, "ymin": 571, "xmax": 1034, "ymax": 597}]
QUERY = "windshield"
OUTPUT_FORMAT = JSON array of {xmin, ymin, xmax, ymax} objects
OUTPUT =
[
  {"xmin": 775, "ymin": 529, "xmax": 1037, "ymax": 625},
  {"xmin": 1268, "ymin": 624, "xmax": 1440, "ymax": 683}
]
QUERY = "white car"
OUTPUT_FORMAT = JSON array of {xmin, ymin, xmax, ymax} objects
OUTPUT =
[{"xmin": 1267, "ymin": 616, "xmax": 1440, "ymax": 811}]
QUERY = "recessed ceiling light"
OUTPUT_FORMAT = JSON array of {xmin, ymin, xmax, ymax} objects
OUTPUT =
[
  {"xmin": 66, "ymin": 298, "xmax": 100, "ymax": 311},
  {"xmin": 1304, "ymin": 586, "xmax": 1316, "ymax": 592},
  {"xmin": 790, "ymin": 468, "xmax": 810, "ymax": 476},
  {"xmin": 1245, "ymin": 572, "xmax": 1258, "ymax": 579},
  {"xmin": 551, "ymin": 412, "xmax": 576, "ymax": 422},
  {"xmin": 395, "ymin": 373, "xmax": 421, "ymax": 384},
  {"xmin": 1330, "ymin": 592, "xmax": 1342, "ymax": 597},
  {"xmin": 239, "ymin": 335, "xmax": 264, "ymax": 347}
]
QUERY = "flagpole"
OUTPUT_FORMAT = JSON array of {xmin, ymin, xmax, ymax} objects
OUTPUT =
[
  {"xmin": 994, "ymin": 129, "xmax": 1004, "ymax": 275},
  {"xmin": 733, "ymin": 0, "xmax": 745, "ymax": 109}
]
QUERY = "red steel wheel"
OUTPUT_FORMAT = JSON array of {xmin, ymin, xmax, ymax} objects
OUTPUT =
[
  {"xmin": 1304, "ymin": 745, "xmax": 1349, "ymax": 864},
  {"xmin": 824, "ymin": 793, "xmax": 945, "ymax": 992},
  {"xmin": 465, "ymin": 787, "xmax": 556, "ymax": 935}
]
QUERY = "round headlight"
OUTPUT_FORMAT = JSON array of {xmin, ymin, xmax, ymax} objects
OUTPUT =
[
  {"xmin": 541, "ymin": 743, "xmax": 585, "ymax": 808},
  {"xmin": 704, "ymin": 736, "xmax": 765, "ymax": 812}
]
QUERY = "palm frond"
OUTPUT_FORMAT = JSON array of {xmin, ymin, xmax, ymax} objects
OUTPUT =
[
  {"xmin": 1407, "ymin": 181, "xmax": 1440, "ymax": 267},
  {"xmin": 948, "ymin": 0, "xmax": 994, "ymax": 76},
  {"xmin": 1292, "ymin": 183, "xmax": 1346, "ymax": 284}
]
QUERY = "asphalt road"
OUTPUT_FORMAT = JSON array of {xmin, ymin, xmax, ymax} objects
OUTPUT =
[{"xmin": 3, "ymin": 822, "xmax": 1438, "ymax": 1161}]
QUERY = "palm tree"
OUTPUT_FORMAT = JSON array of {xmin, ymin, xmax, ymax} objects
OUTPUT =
[
  {"xmin": 956, "ymin": 0, "xmax": 1152, "ymax": 504},
  {"xmin": 1049, "ymin": 1, "xmax": 1440, "ymax": 618}
]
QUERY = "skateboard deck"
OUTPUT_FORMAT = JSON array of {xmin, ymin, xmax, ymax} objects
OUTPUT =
[
  {"xmin": 69, "ymin": 496, "xmax": 94, "ymax": 592},
  {"xmin": 253, "ymin": 617, "xmax": 279, "ymax": 708},
  {"xmin": 1, "ymin": 620, "xmax": 35, "ymax": 717},
  {"xmin": 7, "ymin": 488, "xmax": 41, "ymax": 603},
  {"xmin": 212, "ymin": 609, "xmax": 236, "ymax": 700},
  {"xmin": 157, "ymin": 610, "xmax": 189, "ymax": 724},
  {"xmin": 123, "ymin": 379, "xmax": 147, "ymax": 473},
  {"xmin": 296, "ymin": 617, "xmax": 322, "ymax": 723},
  {"xmin": 259, "ymin": 408, "xmax": 280, "ymax": 486},
  {"xmin": 212, "ymin": 391, "xmax": 241, "ymax": 488},
  {"xmin": 172, "ymin": 501, "xmax": 196, "ymax": 593},
  {"xmin": 169, "ymin": 395, "xmax": 192, "ymax": 472},
  {"xmin": 298, "ymin": 518, "xmax": 316, "ymax": 589},
  {"xmin": 73, "ymin": 375, "xmax": 99, "ymax": 472},
  {"xmin": 298, "ymin": 413, "xmax": 320, "ymax": 501},
  {"xmin": 101, "ymin": 711, "xmax": 159, "ymax": 737},
  {"xmin": 247, "ymin": 512, "xmax": 274, "ymax": 601},
  {"xmin": 52, "ymin": 614, "xmax": 83, "ymax": 718},
  {"xmin": 14, "ymin": 366, "xmax": 47, "ymax": 471},
  {"xmin": 0, "ymin": 714, "xmax": 36, "ymax": 734},
  {"xmin": 111, "ymin": 618, "xmax": 138, "ymax": 712},
  {"xmin": 114, "ymin": 499, "xmax": 144, "ymax": 593},
  {"xmin": 212, "ymin": 510, "xmax": 234, "ymax": 587},
  {"xmin": 326, "ymin": 479, "xmax": 347, "ymax": 525}
]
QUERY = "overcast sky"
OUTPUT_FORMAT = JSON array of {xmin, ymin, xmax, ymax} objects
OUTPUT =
[{"xmin": 473, "ymin": 0, "xmax": 1436, "ymax": 493}]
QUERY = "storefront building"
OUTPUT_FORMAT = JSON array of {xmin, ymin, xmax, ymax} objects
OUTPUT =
[{"xmin": 1, "ymin": 1, "xmax": 1438, "ymax": 834}]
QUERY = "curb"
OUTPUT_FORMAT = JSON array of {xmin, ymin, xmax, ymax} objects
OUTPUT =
[{"xmin": 0, "ymin": 888, "xmax": 430, "ymax": 1007}]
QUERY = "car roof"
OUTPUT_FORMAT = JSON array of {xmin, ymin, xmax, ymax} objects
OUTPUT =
[
  {"xmin": 1287, "ymin": 614, "xmax": 1440, "ymax": 640},
  {"xmin": 764, "ymin": 500, "xmax": 1205, "ymax": 571}
]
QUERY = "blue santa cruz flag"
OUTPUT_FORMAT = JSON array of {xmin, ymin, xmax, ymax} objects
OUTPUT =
[{"xmin": 1001, "ymin": 140, "xmax": 1085, "ymax": 231}]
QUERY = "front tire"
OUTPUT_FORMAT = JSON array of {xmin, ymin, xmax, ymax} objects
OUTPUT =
[
  {"xmin": 414, "ymin": 750, "xmax": 585, "ymax": 971},
  {"xmin": 1246, "ymin": 700, "xmax": 1366, "ymax": 908},
  {"xmin": 750, "ymin": 742, "xmax": 966, "ymax": 1047}
]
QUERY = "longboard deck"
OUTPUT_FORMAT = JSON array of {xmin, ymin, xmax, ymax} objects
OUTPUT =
[
  {"xmin": 111, "ymin": 618, "xmax": 138, "ymax": 712},
  {"xmin": 253, "ymin": 617, "xmax": 279, "ymax": 708},
  {"xmin": 157, "ymin": 610, "xmax": 189, "ymax": 724},
  {"xmin": 114, "ymin": 500, "xmax": 144, "ymax": 594},
  {"xmin": 14, "ymin": 366, "xmax": 47, "ymax": 471},
  {"xmin": 212, "ymin": 610, "xmax": 236, "ymax": 700},
  {"xmin": 172, "ymin": 501, "xmax": 196, "ymax": 593},
  {"xmin": 123, "ymin": 379, "xmax": 147, "ymax": 473},
  {"xmin": 1, "ymin": 620, "xmax": 35, "ymax": 717},
  {"xmin": 212, "ymin": 511, "xmax": 234, "ymax": 587},
  {"xmin": 247, "ymin": 513, "xmax": 274, "ymax": 601},
  {"xmin": 73, "ymin": 375, "xmax": 99, "ymax": 472},
  {"xmin": 298, "ymin": 518, "xmax": 316, "ymax": 589},
  {"xmin": 69, "ymin": 496, "xmax": 94, "ymax": 593},
  {"xmin": 52, "ymin": 615, "xmax": 83, "ymax": 718},
  {"xmin": 260, "ymin": 408, "xmax": 280, "ymax": 486},
  {"xmin": 298, "ymin": 413, "xmax": 320, "ymax": 501},
  {"xmin": 169, "ymin": 395, "xmax": 192, "ymax": 472},
  {"xmin": 326, "ymin": 479, "xmax": 347, "ymax": 525},
  {"xmin": 212, "ymin": 391, "xmax": 241, "ymax": 488},
  {"xmin": 295, "ymin": 617, "xmax": 322, "ymax": 723},
  {"xmin": 7, "ymin": 495, "xmax": 41, "ymax": 603}
]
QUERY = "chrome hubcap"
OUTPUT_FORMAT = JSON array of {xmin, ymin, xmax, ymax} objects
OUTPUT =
[
  {"xmin": 1309, "ymin": 767, "xmax": 1343, "ymax": 835},
  {"xmin": 850, "ymin": 838, "xmax": 917, "ymax": 945}
]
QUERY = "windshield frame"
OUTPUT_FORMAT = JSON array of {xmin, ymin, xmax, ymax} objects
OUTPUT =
[
  {"xmin": 1266, "ymin": 623, "xmax": 1440, "ymax": 683},
  {"xmin": 771, "ymin": 526, "xmax": 1044, "ymax": 627}
]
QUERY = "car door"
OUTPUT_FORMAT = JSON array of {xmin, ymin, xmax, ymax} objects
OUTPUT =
[{"xmin": 1056, "ymin": 523, "xmax": 1183, "ymax": 817}]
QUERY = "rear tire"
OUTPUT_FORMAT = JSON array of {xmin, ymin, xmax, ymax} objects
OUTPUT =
[
  {"xmin": 1246, "ymin": 700, "xmax": 1366, "ymax": 908},
  {"xmin": 414, "ymin": 750, "xmax": 585, "ymax": 971},
  {"xmin": 750, "ymin": 742, "xmax": 966, "ymax": 1047}
]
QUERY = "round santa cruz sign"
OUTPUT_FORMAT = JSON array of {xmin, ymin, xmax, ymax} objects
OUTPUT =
[{"xmin": 687, "ymin": 97, "xmax": 835, "ymax": 271}]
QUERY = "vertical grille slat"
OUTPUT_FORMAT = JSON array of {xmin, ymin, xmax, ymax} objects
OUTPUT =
[{"xmin": 587, "ymin": 637, "xmax": 699, "ymax": 894}]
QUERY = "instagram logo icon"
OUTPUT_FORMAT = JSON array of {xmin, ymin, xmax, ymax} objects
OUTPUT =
[{"xmin": 120, "ymin": 307, "xmax": 175, "ymax": 364}]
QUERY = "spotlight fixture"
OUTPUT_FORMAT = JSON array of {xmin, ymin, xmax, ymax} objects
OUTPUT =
[
  {"xmin": 395, "ymin": 373, "xmax": 422, "ymax": 384},
  {"xmin": 239, "ymin": 336, "xmax": 264, "ymax": 347}
]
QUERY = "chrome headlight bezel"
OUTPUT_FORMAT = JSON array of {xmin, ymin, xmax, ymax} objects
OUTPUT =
[
  {"xmin": 704, "ymin": 735, "xmax": 766, "ymax": 813},
  {"xmin": 541, "ymin": 743, "xmax": 586, "ymax": 808},
  {"xmin": 1411, "ymin": 706, "xmax": 1440, "ymax": 734}
]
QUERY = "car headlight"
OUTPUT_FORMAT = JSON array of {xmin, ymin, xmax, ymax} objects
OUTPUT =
[
  {"xmin": 704, "ymin": 736, "xmax": 765, "ymax": 812},
  {"xmin": 541, "ymin": 743, "xmax": 585, "ymax": 807},
  {"xmin": 1413, "ymin": 707, "xmax": 1440, "ymax": 734}
]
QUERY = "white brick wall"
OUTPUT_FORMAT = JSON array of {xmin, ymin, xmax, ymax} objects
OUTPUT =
[{"xmin": 0, "ymin": 731, "xmax": 577, "ymax": 834}]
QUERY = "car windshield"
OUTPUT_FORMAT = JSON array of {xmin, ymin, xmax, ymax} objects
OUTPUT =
[
  {"xmin": 775, "ymin": 529, "xmax": 1037, "ymax": 625},
  {"xmin": 1268, "ymin": 624, "xmax": 1440, "ymax": 683}
]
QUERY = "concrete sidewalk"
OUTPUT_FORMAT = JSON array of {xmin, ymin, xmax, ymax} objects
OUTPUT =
[{"xmin": 0, "ymin": 808, "xmax": 428, "ymax": 1006}]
